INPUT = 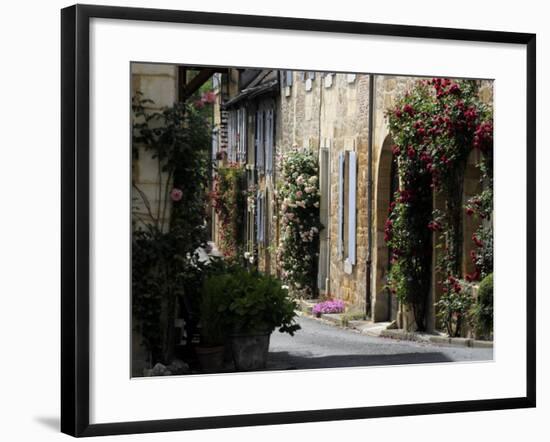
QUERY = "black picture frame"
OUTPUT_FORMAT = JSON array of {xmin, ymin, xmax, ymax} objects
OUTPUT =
[{"xmin": 61, "ymin": 4, "xmax": 536, "ymax": 437}]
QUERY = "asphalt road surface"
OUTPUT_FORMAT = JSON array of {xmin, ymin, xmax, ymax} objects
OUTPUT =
[{"xmin": 267, "ymin": 314, "xmax": 493, "ymax": 371}]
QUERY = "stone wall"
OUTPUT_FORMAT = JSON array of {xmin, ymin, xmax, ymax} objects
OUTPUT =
[
  {"xmin": 275, "ymin": 72, "xmax": 371, "ymax": 311},
  {"xmin": 131, "ymin": 63, "xmax": 178, "ymax": 231},
  {"xmin": 131, "ymin": 63, "xmax": 178, "ymax": 375},
  {"xmin": 213, "ymin": 69, "xmax": 493, "ymax": 329}
]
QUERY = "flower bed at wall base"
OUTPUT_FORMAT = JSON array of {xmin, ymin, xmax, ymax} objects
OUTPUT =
[{"xmin": 312, "ymin": 299, "xmax": 345, "ymax": 316}]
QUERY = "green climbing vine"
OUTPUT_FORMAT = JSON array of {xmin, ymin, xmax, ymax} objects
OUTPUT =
[{"xmin": 385, "ymin": 78, "xmax": 493, "ymax": 334}]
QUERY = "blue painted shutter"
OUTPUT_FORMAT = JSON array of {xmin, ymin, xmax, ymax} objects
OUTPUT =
[
  {"xmin": 348, "ymin": 151, "xmax": 357, "ymax": 265},
  {"xmin": 256, "ymin": 110, "xmax": 264, "ymax": 173},
  {"xmin": 265, "ymin": 109, "xmax": 272, "ymax": 175},
  {"xmin": 337, "ymin": 152, "xmax": 344, "ymax": 259},
  {"xmin": 255, "ymin": 192, "xmax": 261, "ymax": 243},
  {"xmin": 238, "ymin": 108, "xmax": 246, "ymax": 163},
  {"xmin": 286, "ymin": 70, "xmax": 293, "ymax": 87}
]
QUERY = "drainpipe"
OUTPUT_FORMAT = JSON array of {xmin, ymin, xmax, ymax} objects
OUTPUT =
[{"xmin": 366, "ymin": 74, "xmax": 375, "ymax": 319}]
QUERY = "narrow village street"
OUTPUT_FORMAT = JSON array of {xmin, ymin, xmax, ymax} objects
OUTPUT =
[{"xmin": 267, "ymin": 314, "xmax": 493, "ymax": 371}]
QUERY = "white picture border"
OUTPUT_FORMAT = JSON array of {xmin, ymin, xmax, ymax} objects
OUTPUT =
[{"xmin": 89, "ymin": 18, "xmax": 527, "ymax": 424}]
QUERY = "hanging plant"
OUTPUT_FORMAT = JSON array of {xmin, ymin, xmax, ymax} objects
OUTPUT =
[{"xmin": 277, "ymin": 147, "xmax": 322, "ymax": 298}]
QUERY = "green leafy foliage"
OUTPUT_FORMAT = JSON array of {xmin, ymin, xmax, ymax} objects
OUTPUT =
[
  {"xmin": 471, "ymin": 273, "xmax": 493, "ymax": 339},
  {"xmin": 196, "ymin": 258, "xmax": 229, "ymax": 346},
  {"xmin": 203, "ymin": 267, "xmax": 301, "ymax": 336},
  {"xmin": 132, "ymin": 94, "xmax": 212, "ymax": 363},
  {"xmin": 436, "ymin": 275, "xmax": 474, "ymax": 337},
  {"xmin": 385, "ymin": 79, "xmax": 493, "ymax": 333},
  {"xmin": 277, "ymin": 147, "xmax": 322, "ymax": 297}
]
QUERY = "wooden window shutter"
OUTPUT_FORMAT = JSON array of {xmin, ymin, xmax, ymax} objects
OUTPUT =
[
  {"xmin": 318, "ymin": 147, "xmax": 330, "ymax": 291},
  {"xmin": 238, "ymin": 107, "xmax": 246, "ymax": 163},
  {"xmin": 337, "ymin": 151, "xmax": 344, "ymax": 259},
  {"xmin": 286, "ymin": 70, "xmax": 293, "ymax": 87},
  {"xmin": 348, "ymin": 151, "xmax": 357, "ymax": 265},
  {"xmin": 255, "ymin": 192, "xmax": 261, "ymax": 243},
  {"xmin": 256, "ymin": 110, "xmax": 264, "ymax": 173},
  {"xmin": 266, "ymin": 109, "xmax": 274, "ymax": 175}
]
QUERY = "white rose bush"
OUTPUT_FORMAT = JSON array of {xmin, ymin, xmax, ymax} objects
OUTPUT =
[{"xmin": 277, "ymin": 147, "xmax": 322, "ymax": 298}]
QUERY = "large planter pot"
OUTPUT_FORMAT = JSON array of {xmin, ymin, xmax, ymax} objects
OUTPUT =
[
  {"xmin": 195, "ymin": 345, "xmax": 225, "ymax": 373},
  {"xmin": 230, "ymin": 331, "xmax": 271, "ymax": 371}
]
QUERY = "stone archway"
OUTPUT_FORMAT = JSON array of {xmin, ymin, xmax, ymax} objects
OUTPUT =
[{"xmin": 371, "ymin": 135, "xmax": 399, "ymax": 322}]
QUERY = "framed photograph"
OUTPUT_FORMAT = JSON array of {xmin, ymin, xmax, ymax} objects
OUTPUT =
[{"xmin": 61, "ymin": 4, "xmax": 536, "ymax": 437}]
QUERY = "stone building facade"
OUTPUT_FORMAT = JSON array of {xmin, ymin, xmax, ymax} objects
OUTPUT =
[
  {"xmin": 214, "ymin": 68, "xmax": 492, "ymax": 330},
  {"xmin": 132, "ymin": 64, "xmax": 493, "ymax": 334}
]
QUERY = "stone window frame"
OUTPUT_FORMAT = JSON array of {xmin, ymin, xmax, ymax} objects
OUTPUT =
[
  {"xmin": 318, "ymin": 138, "xmax": 332, "ymax": 292},
  {"xmin": 323, "ymin": 72, "xmax": 335, "ymax": 89}
]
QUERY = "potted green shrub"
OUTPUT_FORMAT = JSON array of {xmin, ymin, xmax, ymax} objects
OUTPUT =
[{"xmin": 204, "ymin": 267, "xmax": 300, "ymax": 371}]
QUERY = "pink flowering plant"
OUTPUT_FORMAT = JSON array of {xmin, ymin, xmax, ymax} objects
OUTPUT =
[
  {"xmin": 277, "ymin": 147, "xmax": 322, "ymax": 298},
  {"xmin": 312, "ymin": 299, "xmax": 345, "ymax": 317},
  {"xmin": 131, "ymin": 93, "xmax": 212, "ymax": 363},
  {"xmin": 385, "ymin": 79, "xmax": 493, "ymax": 334}
]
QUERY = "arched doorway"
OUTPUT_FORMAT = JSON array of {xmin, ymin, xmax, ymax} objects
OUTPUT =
[{"xmin": 372, "ymin": 135, "xmax": 399, "ymax": 322}]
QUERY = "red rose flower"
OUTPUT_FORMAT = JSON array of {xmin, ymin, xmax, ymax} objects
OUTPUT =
[
  {"xmin": 403, "ymin": 104, "xmax": 415, "ymax": 115},
  {"xmin": 472, "ymin": 234, "xmax": 483, "ymax": 247},
  {"xmin": 449, "ymin": 83, "xmax": 461, "ymax": 95}
]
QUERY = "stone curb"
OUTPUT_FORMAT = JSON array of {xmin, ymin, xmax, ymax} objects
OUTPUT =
[
  {"xmin": 297, "ymin": 304, "xmax": 493, "ymax": 349},
  {"xmin": 380, "ymin": 329, "xmax": 493, "ymax": 348}
]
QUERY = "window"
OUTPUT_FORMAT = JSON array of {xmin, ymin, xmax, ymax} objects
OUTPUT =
[
  {"xmin": 265, "ymin": 109, "xmax": 274, "ymax": 175},
  {"xmin": 255, "ymin": 106, "xmax": 275, "ymax": 176},
  {"xmin": 256, "ymin": 191, "xmax": 266, "ymax": 245},
  {"xmin": 227, "ymin": 108, "xmax": 246, "ymax": 163},
  {"xmin": 318, "ymin": 143, "xmax": 331, "ymax": 291},
  {"xmin": 305, "ymin": 71, "xmax": 315, "ymax": 92},
  {"xmin": 237, "ymin": 107, "xmax": 247, "ymax": 163},
  {"xmin": 338, "ymin": 150, "xmax": 357, "ymax": 271},
  {"xmin": 255, "ymin": 110, "xmax": 264, "ymax": 173},
  {"xmin": 282, "ymin": 70, "xmax": 293, "ymax": 97},
  {"xmin": 246, "ymin": 168, "xmax": 255, "ymax": 253},
  {"xmin": 285, "ymin": 70, "xmax": 293, "ymax": 87}
]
